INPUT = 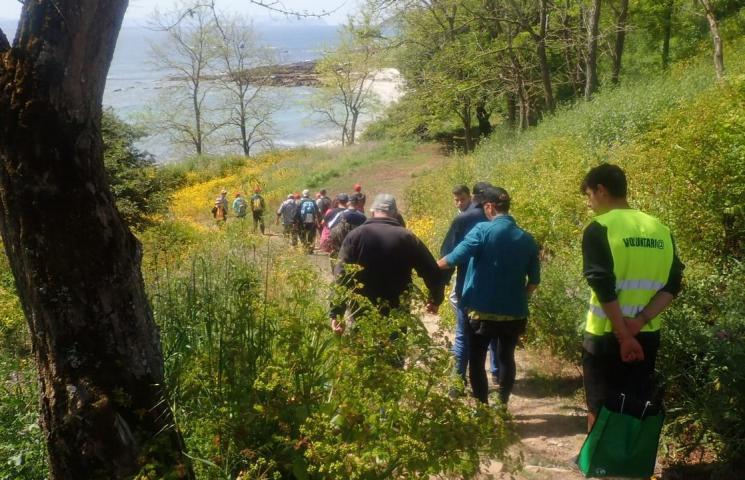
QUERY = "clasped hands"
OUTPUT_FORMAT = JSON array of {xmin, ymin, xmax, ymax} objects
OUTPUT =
[{"xmin": 617, "ymin": 313, "xmax": 648, "ymax": 363}]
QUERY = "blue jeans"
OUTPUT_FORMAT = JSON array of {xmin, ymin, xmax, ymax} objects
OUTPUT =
[{"xmin": 450, "ymin": 290, "xmax": 498, "ymax": 380}]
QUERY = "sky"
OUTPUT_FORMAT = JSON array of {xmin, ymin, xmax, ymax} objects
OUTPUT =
[{"xmin": 0, "ymin": 0, "xmax": 357, "ymax": 25}]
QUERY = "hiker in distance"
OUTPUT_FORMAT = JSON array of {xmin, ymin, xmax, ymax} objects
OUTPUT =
[
  {"xmin": 580, "ymin": 164, "xmax": 684, "ymax": 430},
  {"xmin": 331, "ymin": 193, "xmax": 444, "ymax": 334},
  {"xmin": 296, "ymin": 189, "xmax": 321, "ymax": 254},
  {"xmin": 277, "ymin": 193, "xmax": 299, "ymax": 245},
  {"xmin": 250, "ymin": 187, "xmax": 266, "ymax": 234},
  {"xmin": 438, "ymin": 186, "xmax": 540, "ymax": 405},
  {"xmin": 233, "ymin": 192, "xmax": 248, "ymax": 219}
]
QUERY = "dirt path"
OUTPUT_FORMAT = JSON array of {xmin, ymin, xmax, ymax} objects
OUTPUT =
[
  {"xmin": 287, "ymin": 138, "xmax": 591, "ymax": 478},
  {"xmin": 419, "ymin": 314, "xmax": 587, "ymax": 479}
]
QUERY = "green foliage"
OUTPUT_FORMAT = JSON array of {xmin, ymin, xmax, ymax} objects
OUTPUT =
[
  {"xmin": 525, "ymin": 255, "xmax": 585, "ymax": 363},
  {"xmin": 406, "ymin": 36, "xmax": 745, "ymax": 470},
  {"xmin": 659, "ymin": 264, "xmax": 745, "ymax": 471},
  {"xmin": 0, "ymin": 357, "xmax": 46, "ymax": 480},
  {"xmin": 0, "ymin": 250, "xmax": 25, "ymax": 354},
  {"xmin": 147, "ymin": 221, "xmax": 513, "ymax": 479},
  {"xmin": 102, "ymin": 110, "xmax": 172, "ymax": 229}
]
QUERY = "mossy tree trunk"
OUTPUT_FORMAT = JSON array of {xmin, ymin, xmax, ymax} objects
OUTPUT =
[
  {"xmin": 584, "ymin": 0, "xmax": 602, "ymax": 100},
  {"xmin": 611, "ymin": 0, "xmax": 629, "ymax": 85},
  {"xmin": 0, "ymin": 1, "xmax": 192, "ymax": 478}
]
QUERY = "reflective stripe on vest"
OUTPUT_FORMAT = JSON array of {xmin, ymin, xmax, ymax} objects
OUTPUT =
[{"xmin": 585, "ymin": 209, "xmax": 674, "ymax": 335}]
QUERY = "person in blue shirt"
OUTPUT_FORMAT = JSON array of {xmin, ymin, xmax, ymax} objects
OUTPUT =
[
  {"xmin": 440, "ymin": 183, "xmax": 499, "ymax": 386},
  {"xmin": 438, "ymin": 186, "xmax": 540, "ymax": 405}
]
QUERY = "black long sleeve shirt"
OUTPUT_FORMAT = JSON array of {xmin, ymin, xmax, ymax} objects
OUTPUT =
[{"xmin": 331, "ymin": 217, "xmax": 445, "ymax": 317}]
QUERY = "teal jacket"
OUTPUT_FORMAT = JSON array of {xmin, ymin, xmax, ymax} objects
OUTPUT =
[{"xmin": 445, "ymin": 215, "xmax": 540, "ymax": 317}]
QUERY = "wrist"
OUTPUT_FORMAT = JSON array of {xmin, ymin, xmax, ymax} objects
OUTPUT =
[{"xmin": 635, "ymin": 311, "xmax": 650, "ymax": 325}]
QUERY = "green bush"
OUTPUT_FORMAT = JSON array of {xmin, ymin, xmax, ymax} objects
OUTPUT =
[
  {"xmin": 0, "ymin": 357, "xmax": 46, "ymax": 480},
  {"xmin": 102, "ymin": 110, "xmax": 172, "ymax": 230},
  {"xmin": 659, "ymin": 264, "xmax": 745, "ymax": 472},
  {"xmin": 150, "ymin": 223, "xmax": 514, "ymax": 479},
  {"xmin": 405, "ymin": 36, "xmax": 745, "ymax": 470},
  {"xmin": 526, "ymin": 255, "xmax": 585, "ymax": 363}
]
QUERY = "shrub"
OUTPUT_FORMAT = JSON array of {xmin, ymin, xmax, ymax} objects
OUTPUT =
[
  {"xmin": 102, "ymin": 110, "xmax": 172, "ymax": 230},
  {"xmin": 149, "ymin": 225, "xmax": 514, "ymax": 479},
  {"xmin": 658, "ymin": 264, "xmax": 745, "ymax": 472}
]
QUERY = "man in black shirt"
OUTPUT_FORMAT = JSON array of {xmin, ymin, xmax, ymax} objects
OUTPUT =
[{"xmin": 331, "ymin": 194, "xmax": 444, "ymax": 333}]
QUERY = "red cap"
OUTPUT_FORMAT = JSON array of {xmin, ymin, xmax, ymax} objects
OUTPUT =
[{"xmin": 353, "ymin": 183, "xmax": 362, "ymax": 192}]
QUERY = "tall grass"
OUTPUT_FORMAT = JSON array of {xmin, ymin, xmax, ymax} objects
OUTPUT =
[{"xmin": 144, "ymin": 219, "xmax": 515, "ymax": 478}]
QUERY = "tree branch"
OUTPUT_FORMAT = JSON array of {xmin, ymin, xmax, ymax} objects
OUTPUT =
[{"xmin": 0, "ymin": 26, "xmax": 9, "ymax": 53}]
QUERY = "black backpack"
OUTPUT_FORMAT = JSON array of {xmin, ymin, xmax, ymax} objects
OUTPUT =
[{"xmin": 329, "ymin": 215, "xmax": 357, "ymax": 254}]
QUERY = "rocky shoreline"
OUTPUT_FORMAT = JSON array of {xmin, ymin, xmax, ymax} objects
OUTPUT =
[
  {"xmin": 169, "ymin": 60, "xmax": 321, "ymax": 87},
  {"xmin": 250, "ymin": 60, "xmax": 320, "ymax": 87}
]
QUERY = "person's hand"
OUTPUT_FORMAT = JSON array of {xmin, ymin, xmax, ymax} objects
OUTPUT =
[
  {"xmin": 436, "ymin": 258, "xmax": 449, "ymax": 270},
  {"xmin": 624, "ymin": 316, "xmax": 645, "ymax": 337},
  {"xmin": 425, "ymin": 301, "xmax": 439, "ymax": 314},
  {"xmin": 330, "ymin": 317, "xmax": 345, "ymax": 335},
  {"xmin": 619, "ymin": 335, "xmax": 644, "ymax": 363}
]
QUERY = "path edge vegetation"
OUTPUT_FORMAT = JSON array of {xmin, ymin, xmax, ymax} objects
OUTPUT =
[{"xmin": 2, "ymin": 1, "xmax": 745, "ymax": 479}]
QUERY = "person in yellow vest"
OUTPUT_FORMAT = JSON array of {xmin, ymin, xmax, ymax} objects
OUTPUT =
[{"xmin": 580, "ymin": 164, "xmax": 684, "ymax": 431}]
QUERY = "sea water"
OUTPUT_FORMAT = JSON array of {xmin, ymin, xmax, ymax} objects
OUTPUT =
[{"xmin": 2, "ymin": 20, "xmax": 341, "ymax": 162}]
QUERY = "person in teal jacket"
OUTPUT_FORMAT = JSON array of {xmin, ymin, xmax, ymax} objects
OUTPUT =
[{"xmin": 438, "ymin": 186, "xmax": 540, "ymax": 405}]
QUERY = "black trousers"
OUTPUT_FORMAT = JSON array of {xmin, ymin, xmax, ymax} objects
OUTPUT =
[
  {"xmin": 582, "ymin": 333, "xmax": 660, "ymax": 414},
  {"xmin": 468, "ymin": 318, "xmax": 526, "ymax": 405}
]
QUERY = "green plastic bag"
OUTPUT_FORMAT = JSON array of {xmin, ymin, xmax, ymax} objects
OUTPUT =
[{"xmin": 577, "ymin": 394, "xmax": 664, "ymax": 478}]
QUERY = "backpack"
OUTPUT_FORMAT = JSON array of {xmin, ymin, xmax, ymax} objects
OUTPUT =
[
  {"xmin": 317, "ymin": 196, "xmax": 332, "ymax": 215},
  {"xmin": 300, "ymin": 199, "xmax": 317, "ymax": 224},
  {"xmin": 328, "ymin": 214, "xmax": 357, "ymax": 254},
  {"xmin": 212, "ymin": 205, "xmax": 226, "ymax": 220},
  {"xmin": 251, "ymin": 195, "xmax": 264, "ymax": 212},
  {"xmin": 235, "ymin": 199, "xmax": 247, "ymax": 217}
]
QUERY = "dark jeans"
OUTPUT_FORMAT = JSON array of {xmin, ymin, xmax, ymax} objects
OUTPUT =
[
  {"xmin": 252, "ymin": 211, "xmax": 265, "ymax": 234},
  {"xmin": 469, "ymin": 318, "xmax": 526, "ymax": 405},
  {"xmin": 298, "ymin": 223, "xmax": 316, "ymax": 253}
]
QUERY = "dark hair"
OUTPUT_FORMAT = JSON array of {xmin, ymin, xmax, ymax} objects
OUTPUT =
[
  {"xmin": 581, "ymin": 164, "xmax": 627, "ymax": 198},
  {"xmin": 471, "ymin": 181, "xmax": 493, "ymax": 204},
  {"xmin": 482, "ymin": 186, "xmax": 511, "ymax": 213},
  {"xmin": 350, "ymin": 192, "xmax": 365, "ymax": 206},
  {"xmin": 452, "ymin": 184, "xmax": 470, "ymax": 196},
  {"xmin": 320, "ymin": 189, "xmax": 327, "ymax": 195}
]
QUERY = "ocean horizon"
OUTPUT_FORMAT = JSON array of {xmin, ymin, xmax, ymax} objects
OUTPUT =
[{"xmin": 1, "ymin": 20, "xmax": 344, "ymax": 162}]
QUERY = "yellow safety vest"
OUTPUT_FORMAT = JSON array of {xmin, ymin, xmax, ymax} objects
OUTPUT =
[{"xmin": 585, "ymin": 209, "xmax": 674, "ymax": 335}]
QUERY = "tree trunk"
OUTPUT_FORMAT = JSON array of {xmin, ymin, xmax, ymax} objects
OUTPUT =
[
  {"xmin": 193, "ymin": 91, "xmax": 203, "ymax": 155},
  {"xmin": 349, "ymin": 109, "xmax": 359, "ymax": 146},
  {"xmin": 460, "ymin": 101, "xmax": 474, "ymax": 153},
  {"xmin": 559, "ymin": 3, "xmax": 583, "ymax": 98},
  {"xmin": 0, "ymin": 2, "xmax": 192, "ymax": 479},
  {"xmin": 585, "ymin": 0, "xmax": 602, "ymax": 100},
  {"xmin": 537, "ymin": 0, "xmax": 555, "ymax": 112},
  {"xmin": 475, "ymin": 102, "xmax": 493, "ymax": 136},
  {"xmin": 241, "ymin": 122, "xmax": 250, "ymax": 156},
  {"xmin": 611, "ymin": 0, "xmax": 629, "ymax": 84},
  {"xmin": 699, "ymin": 0, "xmax": 724, "ymax": 80},
  {"xmin": 506, "ymin": 94, "xmax": 518, "ymax": 129},
  {"xmin": 661, "ymin": 0, "xmax": 673, "ymax": 69}
]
